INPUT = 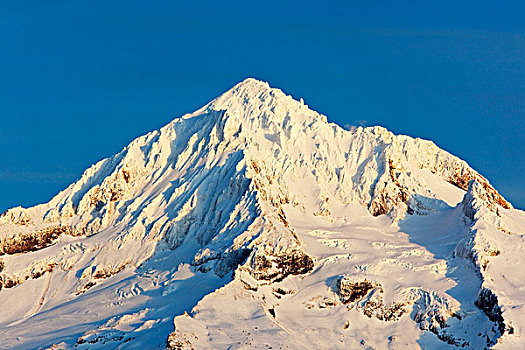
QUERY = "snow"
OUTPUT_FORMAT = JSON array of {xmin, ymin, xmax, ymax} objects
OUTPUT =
[{"xmin": 0, "ymin": 78, "xmax": 523, "ymax": 349}]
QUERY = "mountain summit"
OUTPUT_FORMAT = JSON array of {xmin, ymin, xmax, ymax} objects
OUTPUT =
[{"xmin": 0, "ymin": 79, "xmax": 523, "ymax": 349}]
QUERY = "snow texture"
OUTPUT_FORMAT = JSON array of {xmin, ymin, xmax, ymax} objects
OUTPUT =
[{"xmin": 0, "ymin": 78, "xmax": 522, "ymax": 349}]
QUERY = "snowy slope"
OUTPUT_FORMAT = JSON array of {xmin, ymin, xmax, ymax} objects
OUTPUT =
[{"xmin": 0, "ymin": 79, "xmax": 523, "ymax": 349}]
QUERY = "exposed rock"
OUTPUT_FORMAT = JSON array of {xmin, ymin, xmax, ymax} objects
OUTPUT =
[
  {"xmin": 334, "ymin": 277, "xmax": 408, "ymax": 322},
  {"xmin": 352, "ymin": 132, "xmax": 513, "ymax": 219},
  {"xmin": 335, "ymin": 277, "xmax": 378, "ymax": 304},
  {"xmin": 75, "ymin": 281, "xmax": 97, "ymax": 295},
  {"xmin": 457, "ymin": 179, "xmax": 515, "ymax": 344},
  {"xmin": 366, "ymin": 158, "xmax": 416, "ymax": 217},
  {"xmin": 0, "ymin": 225, "xmax": 83, "ymax": 256},
  {"xmin": 166, "ymin": 336, "xmax": 193, "ymax": 350},
  {"xmin": 475, "ymin": 287, "xmax": 506, "ymax": 338},
  {"xmin": 272, "ymin": 287, "xmax": 295, "ymax": 298},
  {"xmin": 92, "ymin": 264, "xmax": 126, "ymax": 279},
  {"xmin": 450, "ymin": 173, "xmax": 511, "ymax": 210},
  {"xmin": 462, "ymin": 180, "xmax": 511, "ymax": 221},
  {"xmin": 0, "ymin": 262, "xmax": 55, "ymax": 291},
  {"xmin": 76, "ymin": 332, "xmax": 126, "ymax": 346},
  {"xmin": 166, "ymin": 313, "xmax": 197, "ymax": 350},
  {"xmin": 363, "ymin": 296, "xmax": 407, "ymax": 322},
  {"xmin": 249, "ymin": 250, "xmax": 314, "ymax": 283},
  {"xmin": 333, "ymin": 277, "xmax": 467, "ymax": 346}
]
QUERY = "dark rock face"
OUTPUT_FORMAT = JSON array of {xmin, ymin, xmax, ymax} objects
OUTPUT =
[
  {"xmin": 276, "ymin": 251, "xmax": 314, "ymax": 279},
  {"xmin": 336, "ymin": 278, "xmax": 377, "ymax": 304},
  {"xmin": 367, "ymin": 159, "xmax": 413, "ymax": 217},
  {"xmin": 92, "ymin": 265, "xmax": 126, "ymax": 279},
  {"xmin": 475, "ymin": 288, "xmax": 507, "ymax": 337},
  {"xmin": 368, "ymin": 195, "xmax": 390, "ymax": 217},
  {"xmin": 272, "ymin": 287, "xmax": 294, "ymax": 298},
  {"xmin": 166, "ymin": 318, "xmax": 195, "ymax": 350},
  {"xmin": 166, "ymin": 336, "xmax": 193, "ymax": 350},
  {"xmin": 250, "ymin": 250, "xmax": 314, "ymax": 283},
  {"xmin": 0, "ymin": 225, "xmax": 83, "ymax": 256},
  {"xmin": 76, "ymin": 332, "xmax": 126, "ymax": 347},
  {"xmin": 363, "ymin": 298, "xmax": 407, "ymax": 322},
  {"xmin": 214, "ymin": 248, "xmax": 252, "ymax": 277},
  {"xmin": 334, "ymin": 277, "xmax": 408, "ymax": 322},
  {"xmin": 447, "ymin": 172, "xmax": 472, "ymax": 192}
]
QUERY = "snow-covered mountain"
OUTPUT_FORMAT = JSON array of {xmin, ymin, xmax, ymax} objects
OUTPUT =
[{"xmin": 0, "ymin": 78, "xmax": 524, "ymax": 349}]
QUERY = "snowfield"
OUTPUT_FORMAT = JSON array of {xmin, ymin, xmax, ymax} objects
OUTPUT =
[{"xmin": 0, "ymin": 78, "xmax": 523, "ymax": 349}]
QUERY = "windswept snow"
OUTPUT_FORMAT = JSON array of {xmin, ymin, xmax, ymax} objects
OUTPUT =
[{"xmin": 0, "ymin": 78, "xmax": 523, "ymax": 349}]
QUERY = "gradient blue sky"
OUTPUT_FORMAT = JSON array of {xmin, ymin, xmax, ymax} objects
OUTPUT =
[{"xmin": 1, "ymin": 0, "xmax": 524, "ymax": 211}]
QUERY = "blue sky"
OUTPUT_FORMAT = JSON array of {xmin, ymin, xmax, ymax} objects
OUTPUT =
[{"xmin": 1, "ymin": 0, "xmax": 524, "ymax": 211}]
